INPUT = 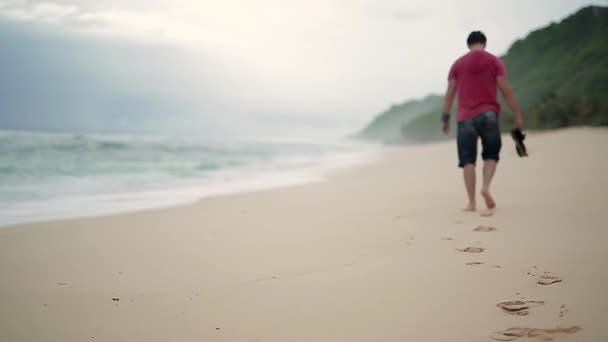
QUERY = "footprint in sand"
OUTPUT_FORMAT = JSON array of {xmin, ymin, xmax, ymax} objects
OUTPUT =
[
  {"xmin": 456, "ymin": 247, "xmax": 484, "ymax": 253},
  {"xmin": 525, "ymin": 268, "xmax": 562, "ymax": 285},
  {"xmin": 559, "ymin": 304, "xmax": 569, "ymax": 318},
  {"xmin": 538, "ymin": 275, "xmax": 562, "ymax": 285},
  {"xmin": 490, "ymin": 326, "xmax": 582, "ymax": 341},
  {"xmin": 473, "ymin": 225, "xmax": 497, "ymax": 232},
  {"xmin": 497, "ymin": 300, "xmax": 544, "ymax": 316},
  {"xmin": 465, "ymin": 262, "xmax": 502, "ymax": 269}
]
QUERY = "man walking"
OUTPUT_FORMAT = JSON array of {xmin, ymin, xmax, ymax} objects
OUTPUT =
[{"xmin": 441, "ymin": 31, "xmax": 524, "ymax": 216}]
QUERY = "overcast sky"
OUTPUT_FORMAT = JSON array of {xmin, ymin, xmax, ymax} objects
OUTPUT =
[{"xmin": 1, "ymin": 0, "xmax": 606, "ymax": 135}]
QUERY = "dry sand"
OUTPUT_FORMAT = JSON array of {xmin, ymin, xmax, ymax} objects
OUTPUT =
[{"xmin": 1, "ymin": 127, "xmax": 607, "ymax": 341}]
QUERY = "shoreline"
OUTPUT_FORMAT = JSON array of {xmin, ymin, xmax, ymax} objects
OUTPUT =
[
  {"xmin": 0, "ymin": 142, "xmax": 382, "ymax": 228},
  {"xmin": 1, "ymin": 127, "xmax": 606, "ymax": 341}
]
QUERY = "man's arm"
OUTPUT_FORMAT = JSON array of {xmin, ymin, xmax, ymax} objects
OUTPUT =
[
  {"xmin": 441, "ymin": 79, "xmax": 457, "ymax": 134},
  {"xmin": 497, "ymin": 76, "xmax": 523, "ymax": 128},
  {"xmin": 443, "ymin": 79, "xmax": 457, "ymax": 113}
]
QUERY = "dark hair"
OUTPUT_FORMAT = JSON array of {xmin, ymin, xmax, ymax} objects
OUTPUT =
[{"xmin": 467, "ymin": 31, "xmax": 487, "ymax": 46}]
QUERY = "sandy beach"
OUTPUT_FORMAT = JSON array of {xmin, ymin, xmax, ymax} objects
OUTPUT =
[{"xmin": 1, "ymin": 127, "xmax": 607, "ymax": 341}]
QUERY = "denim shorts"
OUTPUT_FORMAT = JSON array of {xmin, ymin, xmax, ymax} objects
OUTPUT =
[{"xmin": 457, "ymin": 111, "xmax": 502, "ymax": 168}]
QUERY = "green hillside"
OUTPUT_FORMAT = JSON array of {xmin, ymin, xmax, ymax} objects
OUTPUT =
[
  {"xmin": 359, "ymin": 5, "xmax": 608, "ymax": 143},
  {"xmin": 355, "ymin": 95, "xmax": 442, "ymax": 143}
]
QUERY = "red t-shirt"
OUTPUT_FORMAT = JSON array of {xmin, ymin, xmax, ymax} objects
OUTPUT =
[{"xmin": 448, "ymin": 50, "xmax": 506, "ymax": 122}]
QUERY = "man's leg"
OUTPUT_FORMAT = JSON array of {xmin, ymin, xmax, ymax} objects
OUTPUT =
[
  {"xmin": 478, "ymin": 112, "xmax": 502, "ymax": 216},
  {"xmin": 457, "ymin": 120, "xmax": 478, "ymax": 211},
  {"xmin": 481, "ymin": 160, "xmax": 497, "ymax": 210},
  {"xmin": 463, "ymin": 164, "xmax": 476, "ymax": 211}
]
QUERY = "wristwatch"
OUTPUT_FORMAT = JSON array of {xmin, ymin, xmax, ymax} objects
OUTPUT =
[{"xmin": 440, "ymin": 112, "xmax": 450, "ymax": 123}]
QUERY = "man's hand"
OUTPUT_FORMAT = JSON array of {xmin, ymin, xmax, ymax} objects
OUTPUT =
[
  {"xmin": 442, "ymin": 122, "xmax": 450, "ymax": 135},
  {"xmin": 442, "ymin": 80, "xmax": 457, "ymax": 136},
  {"xmin": 514, "ymin": 116, "xmax": 523, "ymax": 130},
  {"xmin": 440, "ymin": 112, "xmax": 451, "ymax": 135}
]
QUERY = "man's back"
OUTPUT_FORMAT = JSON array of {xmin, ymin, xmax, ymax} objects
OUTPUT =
[{"xmin": 449, "ymin": 50, "xmax": 506, "ymax": 122}]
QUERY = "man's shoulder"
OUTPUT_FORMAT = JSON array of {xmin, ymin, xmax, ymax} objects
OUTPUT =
[
  {"xmin": 451, "ymin": 52, "xmax": 470, "ymax": 69},
  {"xmin": 465, "ymin": 50, "xmax": 506, "ymax": 69},
  {"xmin": 453, "ymin": 52, "xmax": 470, "ymax": 64},
  {"xmin": 479, "ymin": 50, "xmax": 503, "ymax": 63}
]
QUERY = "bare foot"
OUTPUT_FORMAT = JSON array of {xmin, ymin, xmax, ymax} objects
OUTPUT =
[
  {"xmin": 481, "ymin": 189, "xmax": 496, "ymax": 209},
  {"xmin": 462, "ymin": 203, "xmax": 476, "ymax": 212}
]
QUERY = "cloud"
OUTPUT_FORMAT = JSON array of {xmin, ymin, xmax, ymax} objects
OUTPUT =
[
  {"xmin": 0, "ymin": 1, "xmax": 78, "ymax": 23},
  {"xmin": 392, "ymin": 8, "xmax": 427, "ymax": 21},
  {"xmin": 72, "ymin": 10, "xmax": 170, "ymax": 40},
  {"xmin": 0, "ymin": 0, "xmax": 602, "ymax": 127},
  {"xmin": 32, "ymin": 2, "xmax": 78, "ymax": 17},
  {"xmin": 0, "ymin": 1, "xmax": 170, "ymax": 41}
]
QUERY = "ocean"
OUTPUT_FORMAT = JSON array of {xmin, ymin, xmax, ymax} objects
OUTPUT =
[{"xmin": 0, "ymin": 130, "xmax": 381, "ymax": 226}]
